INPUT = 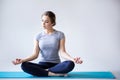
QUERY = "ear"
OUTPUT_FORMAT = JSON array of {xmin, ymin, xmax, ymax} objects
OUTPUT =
[{"xmin": 52, "ymin": 23, "xmax": 55, "ymax": 26}]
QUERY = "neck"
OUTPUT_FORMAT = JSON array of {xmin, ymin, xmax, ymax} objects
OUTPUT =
[{"xmin": 44, "ymin": 29, "xmax": 55, "ymax": 34}]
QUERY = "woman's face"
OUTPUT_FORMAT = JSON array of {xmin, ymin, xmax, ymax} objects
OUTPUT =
[{"xmin": 41, "ymin": 15, "xmax": 53, "ymax": 29}]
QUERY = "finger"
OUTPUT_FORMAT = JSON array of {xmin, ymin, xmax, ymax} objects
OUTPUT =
[
  {"xmin": 74, "ymin": 57, "xmax": 81, "ymax": 63},
  {"xmin": 77, "ymin": 57, "xmax": 80, "ymax": 60},
  {"xmin": 12, "ymin": 61, "xmax": 16, "ymax": 65},
  {"xmin": 16, "ymin": 59, "xmax": 18, "ymax": 63},
  {"xmin": 79, "ymin": 60, "xmax": 83, "ymax": 64},
  {"xmin": 16, "ymin": 58, "xmax": 20, "ymax": 61},
  {"xmin": 75, "ymin": 57, "xmax": 80, "ymax": 62},
  {"xmin": 76, "ymin": 59, "xmax": 83, "ymax": 64},
  {"xmin": 81, "ymin": 60, "xmax": 83, "ymax": 64},
  {"xmin": 77, "ymin": 60, "xmax": 81, "ymax": 64},
  {"xmin": 16, "ymin": 58, "xmax": 20, "ymax": 62}
]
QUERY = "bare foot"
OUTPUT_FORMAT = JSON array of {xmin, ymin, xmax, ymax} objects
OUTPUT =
[
  {"xmin": 45, "ymin": 69, "xmax": 48, "ymax": 71},
  {"xmin": 48, "ymin": 71, "xmax": 67, "ymax": 77}
]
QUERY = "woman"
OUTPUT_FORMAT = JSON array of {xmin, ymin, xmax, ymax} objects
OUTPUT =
[{"xmin": 12, "ymin": 11, "xmax": 83, "ymax": 77}]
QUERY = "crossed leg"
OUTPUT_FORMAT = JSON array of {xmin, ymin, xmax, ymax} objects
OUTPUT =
[{"xmin": 21, "ymin": 60, "xmax": 75, "ymax": 77}]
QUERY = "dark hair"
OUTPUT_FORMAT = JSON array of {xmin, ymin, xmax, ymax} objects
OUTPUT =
[{"xmin": 42, "ymin": 11, "xmax": 56, "ymax": 26}]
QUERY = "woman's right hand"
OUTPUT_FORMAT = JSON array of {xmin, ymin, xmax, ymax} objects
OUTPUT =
[{"xmin": 12, "ymin": 58, "xmax": 23, "ymax": 65}]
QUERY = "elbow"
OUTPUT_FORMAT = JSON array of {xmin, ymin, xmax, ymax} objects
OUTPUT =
[{"xmin": 33, "ymin": 53, "xmax": 39, "ymax": 60}]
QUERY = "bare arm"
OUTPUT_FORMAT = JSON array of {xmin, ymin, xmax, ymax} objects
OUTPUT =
[
  {"xmin": 12, "ymin": 40, "xmax": 40, "ymax": 65},
  {"xmin": 59, "ymin": 38, "xmax": 74, "ymax": 61},
  {"xmin": 59, "ymin": 38, "xmax": 83, "ymax": 64}
]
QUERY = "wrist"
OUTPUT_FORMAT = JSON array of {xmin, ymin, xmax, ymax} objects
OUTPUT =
[
  {"xmin": 21, "ymin": 59, "xmax": 26, "ymax": 63},
  {"xmin": 69, "ymin": 58, "xmax": 75, "ymax": 62}
]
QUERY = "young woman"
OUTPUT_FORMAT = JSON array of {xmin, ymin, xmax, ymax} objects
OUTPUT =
[{"xmin": 12, "ymin": 11, "xmax": 83, "ymax": 77}]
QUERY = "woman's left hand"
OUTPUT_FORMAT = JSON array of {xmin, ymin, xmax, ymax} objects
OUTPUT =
[{"xmin": 73, "ymin": 57, "xmax": 83, "ymax": 64}]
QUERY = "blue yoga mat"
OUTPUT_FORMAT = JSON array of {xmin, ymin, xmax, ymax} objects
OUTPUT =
[{"xmin": 0, "ymin": 71, "xmax": 115, "ymax": 79}]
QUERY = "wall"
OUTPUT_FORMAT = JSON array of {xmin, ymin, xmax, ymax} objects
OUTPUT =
[{"xmin": 0, "ymin": 0, "xmax": 120, "ymax": 72}]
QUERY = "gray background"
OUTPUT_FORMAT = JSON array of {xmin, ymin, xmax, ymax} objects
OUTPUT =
[{"xmin": 0, "ymin": 0, "xmax": 120, "ymax": 80}]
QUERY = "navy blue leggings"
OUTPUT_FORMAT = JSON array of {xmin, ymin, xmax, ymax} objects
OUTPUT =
[{"xmin": 21, "ymin": 60, "xmax": 75, "ymax": 77}]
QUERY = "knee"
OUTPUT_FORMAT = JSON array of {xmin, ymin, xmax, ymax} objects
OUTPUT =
[
  {"xmin": 21, "ymin": 62, "xmax": 29, "ymax": 70},
  {"xmin": 64, "ymin": 60, "xmax": 75, "ymax": 70}
]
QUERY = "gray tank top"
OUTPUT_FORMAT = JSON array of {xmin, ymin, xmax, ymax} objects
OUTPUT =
[{"xmin": 35, "ymin": 30, "xmax": 65, "ymax": 63}]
